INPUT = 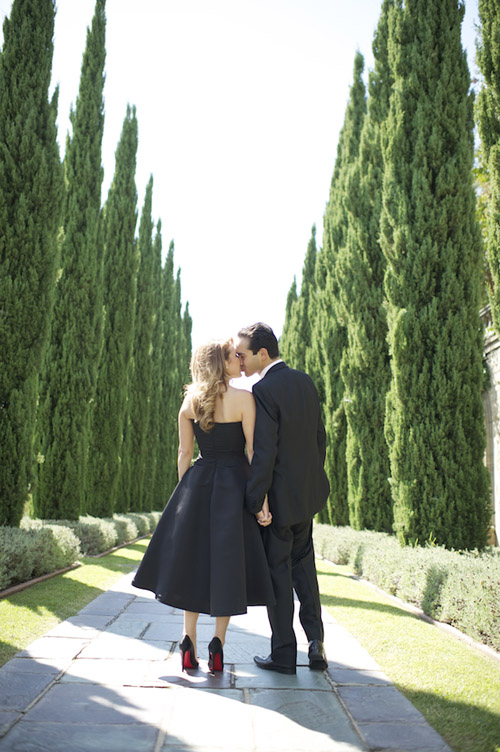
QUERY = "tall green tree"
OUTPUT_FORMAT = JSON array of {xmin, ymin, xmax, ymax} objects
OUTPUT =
[
  {"xmin": 86, "ymin": 106, "xmax": 139, "ymax": 517},
  {"xmin": 155, "ymin": 243, "xmax": 178, "ymax": 505},
  {"xmin": 380, "ymin": 0, "xmax": 490, "ymax": 549},
  {"xmin": 477, "ymin": 0, "xmax": 500, "ymax": 329},
  {"xmin": 317, "ymin": 52, "xmax": 367, "ymax": 526},
  {"xmin": 0, "ymin": 0, "xmax": 62, "ymax": 526},
  {"xmin": 121, "ymin": 177, "xmax": 155, "ymax": 511},
  {"xmin": 175, "ymin": 270, "xmax": 192, "ymax": 396},
  {"xmin": 291, "ymin": 227, "xmax": 318, "ymax": 373},
  {"xmin": 143, "ymin": 221, "xmax": 163, "ymax": 512},
  {"xmin": 280, "ymin": 227, "xmax": 318, "ymax": 374},
  {"xmin": 35, "ymin": 0, "xmax": 106, "ymax": 520},
  {"xmin": 279, "ymin": 277, "xmax": 298, "ymax": 363},
  {"xmin": 335, "ymin": 2, "xmax": 393, "ymax": 532}
]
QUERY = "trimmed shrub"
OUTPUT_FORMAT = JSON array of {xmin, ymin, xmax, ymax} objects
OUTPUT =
[
  {"xmin": 67, "ymin": 516, "xmax": 117, "ymax": 555},
  {"xmin": 20, "ymin": 520, "xmax": 81, "ymax": 575},
  {"xmin": 313, "ymin": 523, "xmax": 500, "ymax": 652},
  {"xmin": 111, "ymin": 515, "xmax": 139, "ymax": 546},
  {"xmin": 0, "ymin": 525, "xmax": 80, "ymax": 591},
  {"xmin": 437, "ymin": 554, "xmax": 500, "ymax": 652},
  {"xmin": 1, "ymin": 511, "xmax": 162, "ymax": 592},
  {"xmin": 124, "ymin": 512, "xmax": 151, "ymax": 537},
  {"xmin": 0, "ymin": 528, "xmax": 38, "ymax": 590}
]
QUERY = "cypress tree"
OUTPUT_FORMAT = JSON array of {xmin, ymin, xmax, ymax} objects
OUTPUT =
[
  {"xmin": 317, "ymin": 52, "xmax": 367, "ymax": 526},
  {"xmin": 175, "ymin": 270, "xmax": 191, "ymax": 395},
  {"xmin": 335, "ymin": 2, "xmax": 393, "ymax": 532},
  {"xmin": 0, "ymin": 0, "xmax": 62, "ymax": 526},
  {"xmin": 477, "ymin": 0, "xmax": 500, "ymax": 330},
  {"xmin": 122, "ymin": 177, "xmax": 155, "ymax": 511},
  {"xmin": 380, "ymin": 0, "xmax": 490, "ymax": 548},
  {"xmin": 144, "ymin": 221, "xmax": 163, "ymax": 512},
  {"xmin": 155, "ymin": 243, "xmax": 177, "ymax": 505},
  {"xmin": 35, "ymin": 0, "xmax": 106, "ymax": 520},
  {"xmin": 290, "ymin": 226, "xmax": 318, "ymax": 373},
  {"xmin": 86, "ymin": 105, "xmax": 138, "ymax": 516},
  {"xmin": 182, "ymin": 301, "xmax": 193, "ymax": 376},
  {"xmin": 279, "ymin": 277, "xmax": 298, "ymax": 364}
]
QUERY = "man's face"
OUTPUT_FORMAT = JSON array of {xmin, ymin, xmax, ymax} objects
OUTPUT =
[{"xmin": 236, "ymin": 337, "xmax": 263, "ymax": 377}]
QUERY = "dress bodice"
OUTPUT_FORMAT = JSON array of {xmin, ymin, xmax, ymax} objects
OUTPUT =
[{"xmin": 192, "ymin": 420, "xmax": 245, "ymax": 460}]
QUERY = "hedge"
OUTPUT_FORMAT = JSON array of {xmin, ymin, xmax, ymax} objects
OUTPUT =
[
  {"xmin": 313, "ymin": 523, "xmax": 500, "ymax": 653},
  {"xmin": 0, "ymin": 511, "xmax": 162, "ymax": 591}
]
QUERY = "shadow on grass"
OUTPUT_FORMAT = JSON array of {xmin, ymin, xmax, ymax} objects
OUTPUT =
[
  {"xmin": 317, "ymin": 568, "xmax": 420, "ymax": 621},
  {"xmin": 400, "ymin": 687, "xmax": 500, "ymax": 752},
  {"xmin": 319, "ymin": 591, "xmax": 422, "ymax": 622}
]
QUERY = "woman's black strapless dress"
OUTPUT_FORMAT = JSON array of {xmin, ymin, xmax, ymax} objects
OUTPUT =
[{"xmin": 132, "ymin": 421, "xmax": 275, "ymax": 616}]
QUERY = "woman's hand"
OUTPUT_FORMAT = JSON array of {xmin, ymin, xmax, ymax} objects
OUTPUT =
[{"xmin": 256, "ymin": 495, "xmax": 272, "ymax": 527}]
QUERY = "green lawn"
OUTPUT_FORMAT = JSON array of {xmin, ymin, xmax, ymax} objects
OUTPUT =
[
  {"xmin": 317, "ymin": 558, "xmax": 500, "ymax": 752},
  {"xmin": 0, "ymin": 540, "xmax": 148, "ymax": 667}
]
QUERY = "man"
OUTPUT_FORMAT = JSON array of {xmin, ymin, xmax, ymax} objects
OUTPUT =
[{"xmin": 236, "ymin": 322, "xmax": 330, "ymax": 675}]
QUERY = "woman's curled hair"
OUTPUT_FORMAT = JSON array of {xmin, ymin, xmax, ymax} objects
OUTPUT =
[{"xmin": 185, "ymin": 340, "xmax": 232, "ymax": 432}]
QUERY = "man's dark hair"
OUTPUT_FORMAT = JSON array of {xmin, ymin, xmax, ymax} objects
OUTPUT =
[{"xmin": 238, "ymin": 322, "xmax": 280, "ymax": 358}]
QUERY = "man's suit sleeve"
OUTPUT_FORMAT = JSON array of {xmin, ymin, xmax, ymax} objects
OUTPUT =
[{"xmin": 245, "ymin": 384, "xmax": 279, "ymax": 515}]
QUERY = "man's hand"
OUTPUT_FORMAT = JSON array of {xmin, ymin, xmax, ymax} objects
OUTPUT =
[{"xmin": 256, "ymin": 495, "xmax": 272, "ymax": 527}]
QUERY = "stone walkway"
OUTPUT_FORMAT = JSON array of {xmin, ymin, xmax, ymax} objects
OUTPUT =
[{"xmin": 0, "ymin": 571, "xmax": 452, "ymax": 752}]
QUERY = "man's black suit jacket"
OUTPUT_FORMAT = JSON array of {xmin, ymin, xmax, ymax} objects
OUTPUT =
[{"xmin": 245, "ymin": 361, "xmax": 330, "ymax": 527}]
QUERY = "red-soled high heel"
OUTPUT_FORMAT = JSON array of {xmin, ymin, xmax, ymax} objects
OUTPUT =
[
  {"xmin": 208, "ymin": 637, "xmax": 224, "ymax": 672},
  {"xmin": 179, "ymin": 635, "xmax": 199, "ymax": 670}
]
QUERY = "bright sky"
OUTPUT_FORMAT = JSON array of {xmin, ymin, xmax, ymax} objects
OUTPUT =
[{"xmin": 0, "ymin": 0, "xmax": 479, "ymax": 349}]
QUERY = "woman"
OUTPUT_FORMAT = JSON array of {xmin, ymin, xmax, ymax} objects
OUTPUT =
[{"xmin": 132, "ymin": 339, "xmax": 274, "ymax": 673}]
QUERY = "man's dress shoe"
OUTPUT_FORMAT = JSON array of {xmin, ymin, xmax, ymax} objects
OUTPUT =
[
  {"xmin": 253, "ymin": 655, "xmax": 296, "ymax": 675},
  {"xmin": 308, "ymin": 640, "xmax": 328, "ymax": 670}
]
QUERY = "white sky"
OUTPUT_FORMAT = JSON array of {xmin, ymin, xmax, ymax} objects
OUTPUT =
[{"xmin": 0, "ymin": 0, "xmax": 479, "ymax": 349}]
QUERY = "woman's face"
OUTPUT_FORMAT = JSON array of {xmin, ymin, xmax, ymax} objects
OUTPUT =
[{"xmin": 225, "ymin": 345, "xmax": 241, "ymax": 379}]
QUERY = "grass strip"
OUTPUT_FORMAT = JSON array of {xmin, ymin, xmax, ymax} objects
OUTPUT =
[
  {"xmin": 317, "ymin": 558, "xmax": 500, "ymax": 752},
  {"xmin": 0, "ymin": 539, "xmax": 149, "ymax": 668}
]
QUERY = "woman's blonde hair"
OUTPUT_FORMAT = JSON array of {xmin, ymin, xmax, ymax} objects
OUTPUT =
[{"xmin": 185, "ymin": 339, "xmax": 233, "ymax": 432}]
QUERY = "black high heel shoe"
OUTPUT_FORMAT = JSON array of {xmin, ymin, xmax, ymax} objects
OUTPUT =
[
  {"xmin": 179, "ymin": 634, "xmax": 199, "ymax": 670},
  {"xmin": 208, "ymin": 637, "xmax": 224, "ymax": 672}
]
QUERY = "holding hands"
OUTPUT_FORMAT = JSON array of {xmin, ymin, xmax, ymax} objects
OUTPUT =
[{"xmin": 256, "ymin": 495, "xmax": 272, "ymax": 527}]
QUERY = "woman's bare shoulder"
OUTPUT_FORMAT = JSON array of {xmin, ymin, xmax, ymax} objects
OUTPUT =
[
  {"xmin": 179, "ymin": 395, "xmax": 195, "ymax": 420},
  {"xmin": 227, "ymin": 385, "xmax": 254, "ymax": 404}
]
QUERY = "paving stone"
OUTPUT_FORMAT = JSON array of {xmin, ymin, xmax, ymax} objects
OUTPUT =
[
  {"xmin": 123, "ymin": 601, "xmax": 176, "ymax": 616},
  {"xmin": 160, "ymin": 688, "xmax": 252, "ymax": 750},
  {"xmin": 0, "ymin": 722, "xmax": 159, "ymax": 751},
  {"xmin": 154, "ymin": 657, "xmax": 232, "ymax": 689},
  {"xmin": 249, "ymin": 688, "xmax": 365, "ymax": 751},
  {"xmin": 338, "ymin": 685, "xmax": 426, "ymax": 724},
  {"xmin": 103, "ymin": 617, "xmax": 150, "ymax": 638},
  {"xmin": 44, "ymin": 614, "xmax": 113, "ymax": 639},
  {"xmin": 0, "ymin": 711, "xmax": 21, "ymax": 737},
  {"xmin": 60, "ymin": 658, "xmax": 159, "ymax": 686},
  {"xmin": 233, "ymin": 665, "xmax": 331, "ymax": 690},
  {"xmin": 16, "ymin": 637, "xmax": 89, "ymax": 660},
  {"xmin": 77, "ymin": 593, "xmax": 134, "ymax": 615},
  {"xmin": 118, "ymin": 610, "xmax": 183, "ymax": 623},
  {"xmin": 0, "ymin": 658, "xmax": 70, "ymax": 676},
  {"xmin": 358, "ymin": 722, "xmax": 452, "ymax": 751},
  {"xmin": 217, "ymin": 638, "xmax": 275, "ymax": 664},
  {"xmin": 24, "ymin": 683, "xmax": 170, "ymax": 725},
  {"xmin": 327, "ymin": 667, "xmax": 392, "ymax": 686},
  {"xmin": 0, "ymin": 671, "xmax": 54, "ymax": 711},
  {"xmin": 78, "ymin": 635, "xmax": 172, "ymax": 661}
]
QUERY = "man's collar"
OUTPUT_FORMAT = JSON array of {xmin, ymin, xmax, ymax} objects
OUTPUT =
[{"xmin": 259, "ymin": 359, "xmax": 283, "ymax": 379}]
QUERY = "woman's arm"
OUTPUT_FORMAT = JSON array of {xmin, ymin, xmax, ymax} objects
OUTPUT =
[
  {"xmin": 241, "ymin": 391, "xmax": 256, "ymax": 463},
  {"xmin": 177, "ymin": 399, "xmax": 195, "ymax": 480},
  {"xmin": 241, "ymin": 391, "xmax": 272, "ymax": 526}
]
